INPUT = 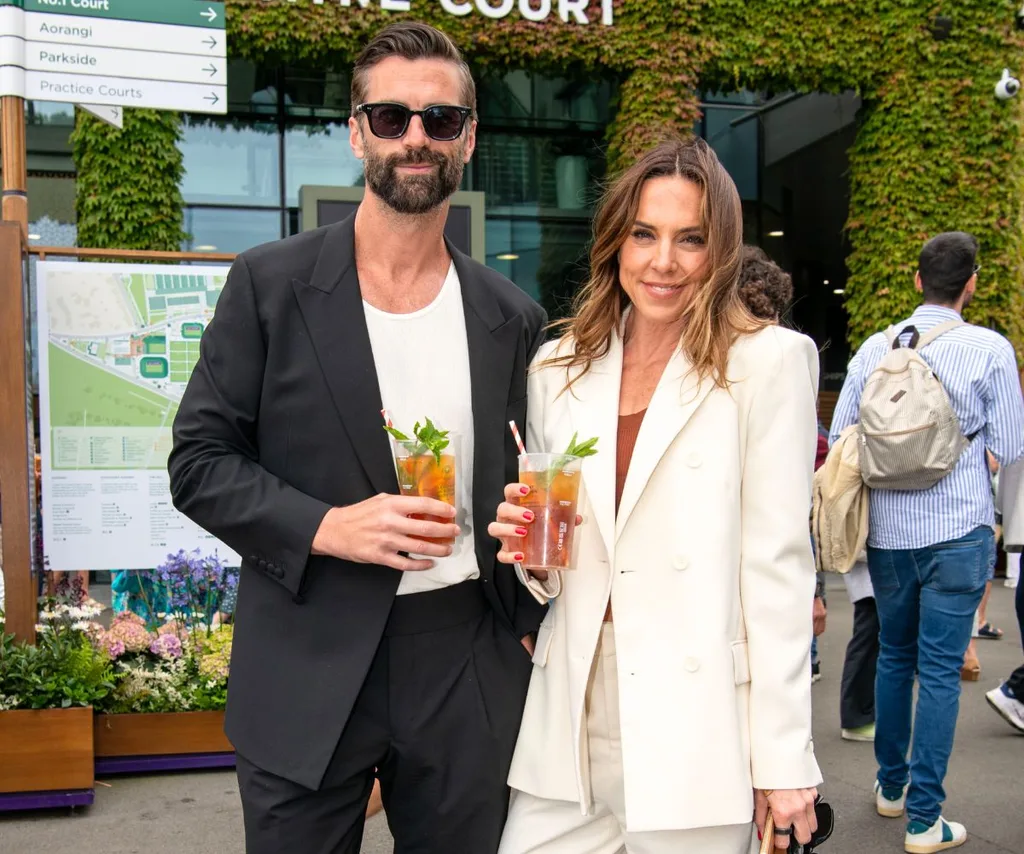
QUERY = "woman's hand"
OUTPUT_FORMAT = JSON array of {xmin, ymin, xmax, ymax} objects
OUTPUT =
[
  {"xmin": 487, "ymin": 483, "xmax": 583, "ymax": 581},
  {"xmin": 488, "ymin": 482, "xmax": 539, "ymax": 571},
  {"xmin": 754, "ymin": 788, "xmax": 818, "ymax": 850}
]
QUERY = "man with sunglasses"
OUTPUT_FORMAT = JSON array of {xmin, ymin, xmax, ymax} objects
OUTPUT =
[
  {"xmin": 169, "ymin": 21, "xmax": 547, "ymax": 854},
  {"xmin": 830, "ymin": 232, "xmax": 1024, "ymax": 853}
]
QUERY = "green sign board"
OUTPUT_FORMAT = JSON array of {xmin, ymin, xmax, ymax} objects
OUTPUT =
[{"xmin": 0, "ymin": 0, "xmax": 225, "ymax": 29}]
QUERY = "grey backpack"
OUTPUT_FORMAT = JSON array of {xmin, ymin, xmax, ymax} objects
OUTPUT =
[{"xmin": 857, "ymin": 320, "xmax": 970, "ymax": 491}]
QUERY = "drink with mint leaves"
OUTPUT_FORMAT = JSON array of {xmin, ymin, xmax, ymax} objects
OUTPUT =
[
  {"xmin": 518, "ymin": 454, "xmax": 583, "ymax": 571},
  {"xmin": 386, "ymin": 418, "xmax": 459, "ymax": 547}
]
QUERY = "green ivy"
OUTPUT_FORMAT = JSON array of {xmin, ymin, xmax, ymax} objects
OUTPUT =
[
  {"xmin": 71, "ymin": 108, "xmax": 187, "ymax": 252},
  {"xmin": 70, "ymin": 0, "xmax": 1024, "ymax": 358}
]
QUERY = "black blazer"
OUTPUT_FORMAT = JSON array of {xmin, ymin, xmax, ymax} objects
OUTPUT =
[{"xmin": 168, "ymin": 214, "xmax": 548, "ymax": 789}]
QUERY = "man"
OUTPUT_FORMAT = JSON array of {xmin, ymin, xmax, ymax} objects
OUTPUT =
[
  {"xmin": 830, "ymin": 232, "xmax": 1024, "ymax": 852},
  {"xmin": 168, "ymin": 22, "xmax": 547, "ymax": 854}
]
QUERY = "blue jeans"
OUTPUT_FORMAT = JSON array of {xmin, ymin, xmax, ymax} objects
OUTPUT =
[{"xmin": 867, "ymin": 525, "xmax": 992, "ymax": 826}]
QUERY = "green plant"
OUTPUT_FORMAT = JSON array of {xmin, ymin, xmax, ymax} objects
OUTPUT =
[
  {"xmin": 71, "ymin": 107, "xmax": 187, "ymax": 253},
  {"xmin": 0, "ymin": 611, "xmax": 114, "ymax": 710}
]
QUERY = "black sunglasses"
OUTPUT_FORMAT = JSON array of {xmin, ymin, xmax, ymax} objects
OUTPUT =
[
  {"xmin": 355, "ymin": 103, "xmax": 472, "ymax": 141},
  {"xmin": 784, "ymin": 797, "xmax": 835, "ymax": 854}
]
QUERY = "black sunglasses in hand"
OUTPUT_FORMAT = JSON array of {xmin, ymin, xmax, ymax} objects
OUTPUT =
[
  {"xmin": 355, "ymin": 103, "xmax": 472, "ymax": 141},
  {"xmin": 785, "ymin": 796, "xmax": 835, "ymax": 854}
]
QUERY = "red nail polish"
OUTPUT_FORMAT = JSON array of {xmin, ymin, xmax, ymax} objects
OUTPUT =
[
  {"xmin": 515, "ymin": 527, "xmax": 528, "ymax": 536},
  {"xmin": 757, "ymin": 831, "xmax": 762, "ymax": 842},
  {"xmin": 520, "ymin": 486, "xmax": 530, "ymax": 494},
  {"xmin": 514, "ymin": 553, "xmax": 524, "ymax": 562},
  {"xmin": 523, "ymin": 510, "xmax": 534, "ymax": 522}
]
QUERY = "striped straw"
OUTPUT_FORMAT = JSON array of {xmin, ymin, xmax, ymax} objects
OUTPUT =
[
  {"xmin": 508, "ymin": 420, "xmax": 526, "ymax": 457},
  {"xmin": 381, "ymin": 409, "xmax": 393, "ymax": 429}
]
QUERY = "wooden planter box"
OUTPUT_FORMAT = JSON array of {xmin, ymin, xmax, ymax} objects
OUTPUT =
[
  {"xmin": 94, "ymin": 711, "xmax": 234, "ymax": 774},
  {"xmin": 0, "ymin": 707, "xmax": 94, "ymax": 794}
]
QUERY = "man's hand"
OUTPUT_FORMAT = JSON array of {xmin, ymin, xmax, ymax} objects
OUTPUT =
[
  {"xmin": 812, "ymin": 595, "xmax": 827, "ymax": 637},
  {"xmin": 311, "ymin": 495, "xmax": 459, "ymax": 572}
]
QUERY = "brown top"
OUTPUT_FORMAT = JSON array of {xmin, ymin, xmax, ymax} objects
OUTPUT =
[
  {"xmin": 615, "ymin": 409, "xmax": 647, "ymax": 514},
  {"xmin": 607, "ymin": 409, "xmax": 646, "ymax": 624}
]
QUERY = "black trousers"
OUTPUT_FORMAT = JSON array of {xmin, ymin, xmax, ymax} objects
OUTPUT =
[
  {"xmin": 236, "ymin": 581, "xmax": 534, "ymax": 854},
  {"xmin": 840, "ymin": 597, "xmax": 880, "ymax": 729},
  {"xmin": 1009, "ymin": 578, "xmax": 1024, "ymax": 698}
]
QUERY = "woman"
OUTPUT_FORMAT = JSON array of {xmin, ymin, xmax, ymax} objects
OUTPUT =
[{"xmin": 490, "ymin": 138, "xmax": 822, "ymax": 853}]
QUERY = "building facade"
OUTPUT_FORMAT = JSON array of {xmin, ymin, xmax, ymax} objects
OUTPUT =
[{"xmin": 19, "ymin": 1, "xmax": 1024, "ymax": 394}]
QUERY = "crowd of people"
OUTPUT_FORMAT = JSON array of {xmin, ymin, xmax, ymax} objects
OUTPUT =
[{"xmin": 163, "ymin": 20, "xmax": 1023, "ymax": 854}]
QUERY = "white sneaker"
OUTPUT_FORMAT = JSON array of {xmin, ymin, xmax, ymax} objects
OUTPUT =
[
  {"xmin": 985, "ymin": 683, "xmax": 1024, "ymax": 733},
  {"xmin": 1005, "ymin": 578, "xmax": 1018, "ymax": 588},
  {"xmin": 875, "ymin": 780, "xmax": 908, "ymax": 818},
  {"xmin": 904, "ymin": 817, "xmax": 967, "ymax": 853}
]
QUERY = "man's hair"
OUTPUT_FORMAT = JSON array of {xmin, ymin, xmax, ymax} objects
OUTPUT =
[
  {"xmin": 738, "ymin": 244, "xmax": 793, "ymax": 322},
  {"xmin": 351, "ymin": 22, "xmax": 476, "ymax": 118},
  {"xmin": 918, "ymin": 231, "xmax": 978, "ymax": 305}
]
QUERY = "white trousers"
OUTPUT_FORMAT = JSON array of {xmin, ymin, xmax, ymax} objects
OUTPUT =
[{"xmin": 499, "ymin": 624, "xmax": 758, "ymax": 854}]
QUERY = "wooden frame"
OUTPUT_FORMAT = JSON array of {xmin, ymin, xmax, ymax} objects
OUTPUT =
[
  {"xmin": 94, "ymin": 711, "xmax": 232, "ymax": 758},
  {"xmin": 0, "ymin": 707, "xmax": 94, "ymax": 793}
]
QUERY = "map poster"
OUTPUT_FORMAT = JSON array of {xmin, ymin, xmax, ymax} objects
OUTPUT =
[{"xmin": 36, "ymin": 261, "xmax": 240, "ymax": 571}]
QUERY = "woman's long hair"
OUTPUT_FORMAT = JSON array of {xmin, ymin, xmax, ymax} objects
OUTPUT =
[{"xmin": 546, "ymin": 136, "xmax": 763, "ymax": 390}]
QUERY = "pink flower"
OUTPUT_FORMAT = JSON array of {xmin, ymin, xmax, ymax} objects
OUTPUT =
[
  {"xmin": 108, "ymin": 611, "xmax": 153, "ymax": 653},
  {"xmin": 106, "ymin": 637, "xmax": 126, "ymax": 658}
]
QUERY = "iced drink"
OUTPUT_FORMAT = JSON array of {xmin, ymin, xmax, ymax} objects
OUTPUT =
[
  {"xmin": 518, "ymin": 453, "xmax": 582, "ymax": 571},
  {"xmin": 393, "ymin": 434, "xmax": 459, "ymax": 546}
]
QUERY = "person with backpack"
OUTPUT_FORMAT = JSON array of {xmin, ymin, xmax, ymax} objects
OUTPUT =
[{"xmin": 829, "ymin": 231, "xmax": 1024, "ymax": 853}]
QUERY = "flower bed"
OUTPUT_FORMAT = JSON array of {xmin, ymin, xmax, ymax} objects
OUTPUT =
[{"xmin": 1, "ymin": 551, "xmax": 239, "ymax": 792}]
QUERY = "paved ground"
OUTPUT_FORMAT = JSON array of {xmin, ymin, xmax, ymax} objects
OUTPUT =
[{"xmin": 2, "ymin": 581, "xmax": 1022, "ymax": 854}]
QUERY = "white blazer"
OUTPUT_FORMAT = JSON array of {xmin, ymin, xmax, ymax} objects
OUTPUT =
[{"xmin": 507, "ymin": 323, "xmax": 823, "ymax": 833}]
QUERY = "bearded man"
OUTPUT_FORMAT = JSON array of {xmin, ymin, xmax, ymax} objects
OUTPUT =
[{"xmin": 168, "ymin": 21, "xmax": 547, "ymax": 854}]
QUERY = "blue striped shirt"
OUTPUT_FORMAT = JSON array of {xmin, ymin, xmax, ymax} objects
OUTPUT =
[{"xmin": 830, "ymin": 305, "xmax": 1024, "ymax": 549}]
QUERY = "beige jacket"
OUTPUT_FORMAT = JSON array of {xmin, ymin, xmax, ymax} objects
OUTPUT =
[
  {"xmin": 811, "ymin": 425, "xmax": 870, "ymax": 574},
  {"xmin": 508, "ymin": 324, "xmax": 822, "ymax": 833}
]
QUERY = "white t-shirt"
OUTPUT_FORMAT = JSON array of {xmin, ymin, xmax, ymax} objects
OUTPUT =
[{"xmin": 363, "ymin": 262, "xmax": 479, "ymax": 595}]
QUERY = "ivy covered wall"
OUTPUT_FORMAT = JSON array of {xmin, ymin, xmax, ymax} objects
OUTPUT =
[{"xmin": 73, "ymin": 0, "xmax": 1024, "ymax": 357}]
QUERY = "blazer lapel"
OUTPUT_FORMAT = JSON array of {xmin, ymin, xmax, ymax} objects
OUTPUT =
[
  {"xmin": 615, "ymin": 348, "xmax": 712, "ymax": 538},
  {"xmin": 291, "ymin": 214, "xmax": 398, "ymax": 497},
  {"xmin": 450, "ymin": 246, "xmax": 521, "ymax": 572},
  {"xmin": 566, "ymin": 334, "xmax": 622, "ymax": 564}
]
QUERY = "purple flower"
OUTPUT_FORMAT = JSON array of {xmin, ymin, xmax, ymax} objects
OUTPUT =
[
  {"xmin": 106, "ymin": 638, "xmax": 126, "ymax": 658},
  {"xmin": 150, "ymin": 633, "xmax": 183, "ymax": 660}
]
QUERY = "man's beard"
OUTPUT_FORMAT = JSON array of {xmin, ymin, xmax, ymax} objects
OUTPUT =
[{"xmin": 363, "ymin": 143, "xmax": 465, "ymax": 215}]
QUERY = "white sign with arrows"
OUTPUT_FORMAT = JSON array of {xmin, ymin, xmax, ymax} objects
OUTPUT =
[{"xmin": 0, "ymin": 0, "xmax": 226, "ymax": 115}]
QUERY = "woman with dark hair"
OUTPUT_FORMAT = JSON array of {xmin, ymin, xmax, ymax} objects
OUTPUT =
[{"xmin": 490, "ymin": 137, "xmax": 823, "ymax": 853}]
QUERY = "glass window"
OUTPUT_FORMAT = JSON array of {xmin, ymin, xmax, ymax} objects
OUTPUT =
[
  {"xmin": 472, "ymin": 132, "xmax": 603, "ymax": 213},
  {"xmin": 283, "ymin": 66, "xmax": 350, "ymax": 119},
  {"xmin": 26, "ymin": 101, "xmax": 75, "ymax": 125},
  {"xmin": 702, "ymin": 104, "xmax": 758, "ymax": 201},
  {"xmin": 284, "ymin": 123, "xmax": 364, "ymax": 206},
  {"xmin": 179, "ymin": 117, "xmax": 280, "ymax": 206},
  {"xmin": 486, "ymin": 216, "xmax": 590, "ymax": 316},
  {"xmin": 182, "ymin": 207, "xmax": 282, "ymax": 255},
  {"xmin": 477, "ymin": 72, "xmax": 615, "ymax": 130},
  {"xmin": 227, "ymin": 59, "xmax": 277, "ymax": 115}
]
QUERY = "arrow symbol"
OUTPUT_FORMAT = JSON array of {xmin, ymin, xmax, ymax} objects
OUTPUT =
[
  {"xmin": 203, "ymin": 64, "xmax": 217, "ymax": 77},
  {"xmin": 203, "ymin": 35, "xmax": 217, "ymax": 49},
  {"xmin": 200, "ymin": 7, "xmax": 217, "ymax": 22},
  {"xmin": 204, "ymin": 92, "xmax": 219, "ymax": 105}
]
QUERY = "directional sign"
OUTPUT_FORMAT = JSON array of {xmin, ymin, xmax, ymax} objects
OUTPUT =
[
  {"xmin": 0, "ymin": 0, "xmax": 226, "ymax": 113},
  {"xmin": 12, "ymin": 0, "xmax": 224, "ymax": 29},
  {"xmin": 21, "ymin": 13, "xmax": 226, "ymax": 57},
  {"xmin": 3, "ymin": 37, "xmax": 227, "ymax": 84},
  {"xmin": 80, "ymin": 102, "xmax": 120, "ymax": 128}
]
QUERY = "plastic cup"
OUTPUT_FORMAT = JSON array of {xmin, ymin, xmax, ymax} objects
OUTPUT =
[
  {"xmin": 518, "ymin": 453, "xmax": 582, "ymax": 571},
  {"xmin": 392, "ymin": 432, "xmax": 459, "ymax": 547}
]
